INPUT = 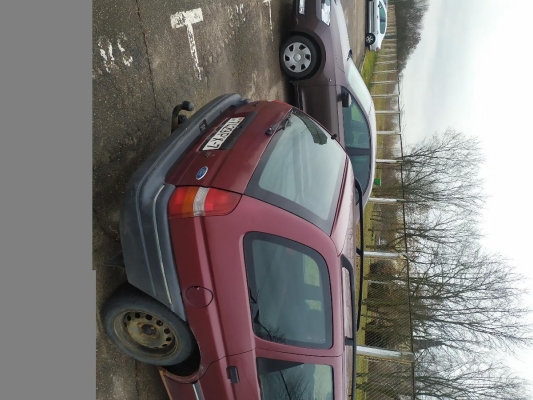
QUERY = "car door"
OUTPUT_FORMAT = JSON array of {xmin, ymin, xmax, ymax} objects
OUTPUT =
[
  {"xmin": 255, "ymin": 349, "xmax": 343, "ymax": 400},
  {"xmin": 298, "ymin": 85, "xmax": 342, "ymax": 137}
]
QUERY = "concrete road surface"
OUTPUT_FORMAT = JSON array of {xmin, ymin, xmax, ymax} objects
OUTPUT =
[{"xmin": 93, "ymin": 0, "xmax": 367, "ymax": 398}]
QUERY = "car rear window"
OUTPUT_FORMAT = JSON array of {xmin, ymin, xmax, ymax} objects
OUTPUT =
[
  {"xmin": 257, "ymin": 358, "xmax": 334, "ymax": 400},
  {"xmin": 245, "ymin": 109, "xmax": 346, "ymax": 235},
  {"xmin": 244, "ymin": 233, "xmax": 333, "ymax": 349}
]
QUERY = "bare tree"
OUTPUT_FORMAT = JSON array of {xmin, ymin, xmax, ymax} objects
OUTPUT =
[
  {"xmin": 363, "ymin": 241, "xmax": 533, "ymax": 352},
  {"xmin": 415, "ymin": 349, "xmax": 531, "ymax": 400},
  {"xmin": 390, "ymin": 0, "xmax": 430, "ymax": 71},
  {"xmin": 412, "ymin": 241, "xmax": 532, "ymax": 351},
  {"xmin": 401, "ymin": 129, "xmax": 485, "ymax": 215}
]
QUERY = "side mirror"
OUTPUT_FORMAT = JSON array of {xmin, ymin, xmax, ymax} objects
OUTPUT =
[{"xmin": 341, "ymin": 92, "xmax": 352, "ymax": 108}]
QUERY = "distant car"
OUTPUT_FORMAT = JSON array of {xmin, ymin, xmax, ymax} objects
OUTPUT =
[
  {"xmin": 279, "ymin": 0, "xmax": 377, "ymax": 212},
  {"xmin": 100, "ymin": 94, "xmax": 364, "ymax": 400},
  {"xmin": 366, "ymin": 0, "xmax": 387, "ymax": 51}
]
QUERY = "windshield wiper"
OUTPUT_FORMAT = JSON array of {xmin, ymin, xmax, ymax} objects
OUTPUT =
[{"xmin": 266, "ymin": 108, "xmax": 294, "ymax": 135}]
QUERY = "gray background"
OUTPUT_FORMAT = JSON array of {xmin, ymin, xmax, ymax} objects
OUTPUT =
[{"xmin": 0, "ymin": 1, "xmax": 94, "ymax": 399}]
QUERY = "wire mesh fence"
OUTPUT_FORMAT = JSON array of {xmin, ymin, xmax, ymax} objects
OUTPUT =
[
  {"xmin": 355, "ymin": 5, "xmax": 417, "ymax": 400},
  {"xmin": 356, "ymin": 358, "xmax": 414, "ymax": 400}
]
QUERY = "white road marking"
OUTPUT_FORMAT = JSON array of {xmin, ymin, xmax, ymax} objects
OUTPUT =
[
  {"xmin": 117, "ymin": 36, "xmax": 133, "ymax": 67},
  {"xmin": 97, "ymin": 35, "xmax": 133, "ymax": 72},
  {"xmin": 228, "ymin": 4, "xmax": 245, "ymax": 27},
  {"xmin": 263, "ymin": 0, "xmax": 273, "ymax": 41},
  {"xmin": 171, "ymin": 8, "xmax": 204, "ymax": 80},
  {"xmin": 107, "ymin": 43, "xmax": 115, "ymax": 61}
]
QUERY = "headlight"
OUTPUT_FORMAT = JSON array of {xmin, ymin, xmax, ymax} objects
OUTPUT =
[
  {"xmin": 299, "ymin": 0, "xmax": 305, "ymax": 14},
  {"xmin": 321, "ymin": 0, "xmax": 331, "ymax": 25}
]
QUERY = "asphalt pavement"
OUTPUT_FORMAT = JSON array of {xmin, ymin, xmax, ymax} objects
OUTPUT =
[{"xmin": 93, "ymin": 0, "xmax": 367, "ymax": 398}]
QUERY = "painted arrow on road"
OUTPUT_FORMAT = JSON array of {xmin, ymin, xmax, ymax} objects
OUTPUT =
[{"xmin": 171, "ymin": 8, "xmax": 204, "ymax": 80}]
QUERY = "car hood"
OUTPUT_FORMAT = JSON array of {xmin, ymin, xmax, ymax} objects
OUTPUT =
[{"xmin": 332, "ymin": 0, "xmax": 351, "ymax": 70}]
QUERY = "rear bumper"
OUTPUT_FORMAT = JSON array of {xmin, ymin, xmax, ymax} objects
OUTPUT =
[{"xmin": 119, "ymin": 93, "xmax": 248, "ymax": 320}]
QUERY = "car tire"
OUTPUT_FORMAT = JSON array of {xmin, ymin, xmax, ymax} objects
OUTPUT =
[
  {"xmin": 365, "ymin": 33, "xmax": 376, "ymax": 46},
  {"xmin": 100, "ymin": 283, "xmax": 196, "ymax": 366},
  {"xmin": 280, "ymin": 35, "xmax": 319, "ymax": 80}
]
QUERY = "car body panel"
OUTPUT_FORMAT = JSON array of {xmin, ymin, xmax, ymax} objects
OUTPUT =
[
  {"xmin": 332, "ymin": 0, "xmax": 351, "ymax": 72},
  {"xmin": 113, "ymin": 93, "xmax": 358, "ymax": 400},
  {"xmin": 296, "ymin": 84, "xmax": 340, "ymax": 136},
  {"xmin": 283, "ymin": 0, "xmax": 377, "ymax": 207},
  {"xmin": 166, "ymin": 100, "xmax": 292, "ymax": 195},
  {"xmin": 119, "ymin": 93, "xmax": 248, "ymax": 319},
  {"xmin": 167, "ymin": 191, "xmax": 348, "ymax": 378}
]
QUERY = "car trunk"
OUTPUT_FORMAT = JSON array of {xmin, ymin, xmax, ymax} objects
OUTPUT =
[{"xmin": 165, "ymin": 100, "xmax": 292, "ymax": 194}]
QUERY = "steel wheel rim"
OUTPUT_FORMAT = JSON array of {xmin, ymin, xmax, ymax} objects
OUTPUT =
[
  {"xmin": 113, "ymin": 310, "xmax": 179, "ymax": 358},
  {"xmin": 283, "ymin": 42, "xmax": 312, "ymax": 73}
]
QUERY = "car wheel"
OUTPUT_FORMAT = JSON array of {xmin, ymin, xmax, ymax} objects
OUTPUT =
[
  {"xmin": 100, "ymin": 283, "xmax": 196, "ymax": 366},
  {"xmin": 365, "ymin": 33, "xmax": 376, "ymax": 46},
  {"xmin": 280, "ymin": 35, "xmax": 319, "ymax": 80}
]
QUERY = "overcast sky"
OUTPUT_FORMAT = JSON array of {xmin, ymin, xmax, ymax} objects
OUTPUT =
[{"xmin": 400, "ymin": 0, "xmax": 533, "ymax": 389}]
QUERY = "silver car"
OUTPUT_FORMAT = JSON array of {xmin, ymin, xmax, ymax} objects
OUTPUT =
[{"xmin": 366, "ymin": 0, "xmax": 387, "ymax": 51}]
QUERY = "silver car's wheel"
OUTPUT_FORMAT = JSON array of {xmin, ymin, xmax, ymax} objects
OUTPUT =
[
  {"xmin": 279, "ymin": 34, "xmax": 319, "ymax": 79},
  {"xmin": 365, "ymin": 33, "xmax": 376, "ymax": 45},
  {"xmin": 283, "ymin": 42, "xmax": 312, "ymax": 73}
]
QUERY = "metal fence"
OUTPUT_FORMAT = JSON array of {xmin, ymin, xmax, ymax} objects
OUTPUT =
[{"xmin": 355, "ymin": 5, "xmax": 416, "ymax": 400}]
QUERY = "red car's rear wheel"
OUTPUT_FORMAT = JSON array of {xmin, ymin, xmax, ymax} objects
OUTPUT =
[{"xmin": 100, "ymin": 283, "xmax": 196, "ymax": 366}]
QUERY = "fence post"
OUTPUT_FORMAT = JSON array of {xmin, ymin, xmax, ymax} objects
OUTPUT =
[
  {"xmin": 357, "ymin": 346, "xmax": 415, "ymax": 363},
  {"xmin": 368, "ymin": 197, "xmax": 405, "ymax": 204},
  {"xmin": 366, "ymin": 251, "xmax": 407, "ymax": 259},
  {"xmin": 375, "ymin": 110, "xmax": 401, "ymax": 115}
]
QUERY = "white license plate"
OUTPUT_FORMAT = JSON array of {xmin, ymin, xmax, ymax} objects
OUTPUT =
[{"xmin": 202, "ymin": 117, "xmax": 244, "ymax": 151}]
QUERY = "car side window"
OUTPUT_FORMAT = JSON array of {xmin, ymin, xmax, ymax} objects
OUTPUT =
[
  {"xmin": 244, "ymin": 233, "xmax": 333, "ymax": 349},
  {"xmin": 257, "ymin": 358, "xmax": 334, "ymax": 400},
  {"xmin": 379, "ymin": 8, "xmax": 387, "ymax": 33},
  {"xmin": 342, "ymin": 95, "xmax": 371, "ymax": 150},
  {"xmin": 348, "ymin": 154, "xmax": 371, "ymax": 201}
]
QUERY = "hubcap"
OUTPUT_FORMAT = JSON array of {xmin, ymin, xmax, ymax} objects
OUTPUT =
[
  {"xmin": 119, "ymin": 311, "xmax": 177, "ymax": 350},
  {"xmin": 283, "ymin": 42, "xmax": 312, "ymax": 73}
]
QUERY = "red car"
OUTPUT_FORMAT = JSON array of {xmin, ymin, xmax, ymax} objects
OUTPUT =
[{"xmin": 100, "ymin": 94, "xmax": 365, "ymax": 400}]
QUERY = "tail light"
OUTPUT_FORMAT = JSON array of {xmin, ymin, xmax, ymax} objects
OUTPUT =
[{"xmin": 168, "ymin": 186, "xmax": 241, "ymax": 218}]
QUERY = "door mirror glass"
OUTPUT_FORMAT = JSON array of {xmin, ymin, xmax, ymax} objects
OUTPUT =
[{"xmin": 341, "ymin": 91, "xmax": 352, "ymax": 108}]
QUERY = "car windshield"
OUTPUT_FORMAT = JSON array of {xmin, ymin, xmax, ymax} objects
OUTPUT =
[
  {"xmin": 244, "ymin": 233, "xmax": 333, "ymax": 349},
  {"xmin": 257, "ymin": 358, "xmax": 334, "ymax": 400},
  {"xmin": 346, "ymin": 60, "xmax": 373, "ymax": 115},
  {"xmin": 245, "ymin": 109, "xmax": 346, "ymax": 235}
]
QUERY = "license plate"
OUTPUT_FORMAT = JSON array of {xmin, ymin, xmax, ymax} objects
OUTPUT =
[{"xmin": 202, "ymin": 117, "xmax": 244, "ymax": 151}]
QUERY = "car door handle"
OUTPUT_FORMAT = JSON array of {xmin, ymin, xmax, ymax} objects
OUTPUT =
[{"xmin": 226, "ymin": 366, "xmax": 240, "ymax": 384}]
